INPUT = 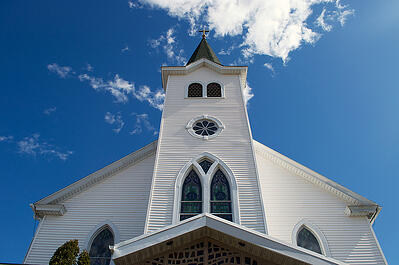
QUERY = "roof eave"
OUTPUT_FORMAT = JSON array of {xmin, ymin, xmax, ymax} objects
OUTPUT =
[
  {"xmin": 161, "ymin": 58, "xmax": 248, "ymax": 90},
  {"xmin": 112, "ymin": 213, "xmax": 345, "ymax": 265}
]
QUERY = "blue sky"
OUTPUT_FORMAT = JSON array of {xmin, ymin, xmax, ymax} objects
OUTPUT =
[{"xmin": 1, "ymin": 0, "xmax": 398, "ymax": 263}]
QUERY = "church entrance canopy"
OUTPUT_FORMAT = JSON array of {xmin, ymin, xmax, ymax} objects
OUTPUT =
[{"xmin": 111, "ymin": 214, "xmax": 345, "ymax": 265}]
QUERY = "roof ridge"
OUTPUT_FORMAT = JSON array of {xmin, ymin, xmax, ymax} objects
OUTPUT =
[{"xmin": 186, "ymin": 38, "xmax": 222, "ymax": 65}]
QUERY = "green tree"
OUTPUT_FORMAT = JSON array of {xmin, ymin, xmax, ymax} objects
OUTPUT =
[
  {"xmin": 49, "ymin": 240, "xmax": 90, "ymax": 265},
  {"xmin": 77, "ymin": 250, "xmax": 90, "ymax": 265}
]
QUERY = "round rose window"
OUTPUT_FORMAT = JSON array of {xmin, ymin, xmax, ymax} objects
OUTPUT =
[
  {"xmin": 186, "ymin": 115, "xmax": 224, "ymax": 140},
  {"xmin": 193, "ymin": 119, "xmax": 218, "ymax": 136}
]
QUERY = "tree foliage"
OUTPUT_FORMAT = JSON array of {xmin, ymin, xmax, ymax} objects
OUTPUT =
[{"xmin": 49, "ymin": 240, "xmax": 90, "ymax": 265}]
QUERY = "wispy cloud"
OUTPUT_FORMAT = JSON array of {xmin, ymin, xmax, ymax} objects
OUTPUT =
[
  {"xmin": 130, "ymin": 113, "xmax": 157, "ymax": 135},
  {"xmin": 243, "ymin": 84, "xmax": 254, "ymax": 105},
  {"xmin": 316, "ymin": 8, "xmax": 333, "ymax": 32},
  {"xmin": 264, "ymin": 63, "xmax": 275, "ymax": 75},
  {"xmin": 104, "ymin": 112, "xmax": 125, "ymax": 133},
  {"xmin": 140, "ymin": 0, "xmax": 354, "ymax": 63},
  {"xmin": 47, "ymin": 63, "xmax": 73, "ymax": 78},
  {"xmin": 86, "ymin": 63, "xmax": 94, "ymax": 72},
  {"xmin": 78, "ymin": 73, "xmax": 165, "ymax": 109},
  {"xmin": 17, "ymin": 134, "xmax": 73, "ymax": 161},
  {"xmin": 121, "ymin": 45, "xmax": 129, "ymax": 53},
  {"xmin": 0, "ymin": 135, "xmax": 14, "ymax": 142},
  {"xmin": 128, "ymin": 0, "xmax": 142, "ymax": 9},
  {"xmin": 150, "ymin": 28, "xmax": 186, "ymax": 65},
  {"xmin": 43, "ymin": 107, "xmax": 57, "ymax": 115}
]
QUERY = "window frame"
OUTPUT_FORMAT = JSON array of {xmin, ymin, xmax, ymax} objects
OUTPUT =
[
  {"xmin": 84, "ymin": 221, "xmax": 119, "ymax": 265},
  {"xmin": 185, "ymin": 81, "xmax": 224, "ymax": 99},
  {"xmin": 173, "ymin": 152, "xmax": 239, "ymax": 224},
  {"xmin": 186, "ymin": 115, "xmax": 225, "ymax": 140},
  {"xmin": 291, "ymin": 219, "xmax": 331, "ymax": 256}
]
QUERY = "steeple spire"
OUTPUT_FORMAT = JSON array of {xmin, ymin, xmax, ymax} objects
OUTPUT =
[{"xmin": 186, "ymin": 29, "xmax": 222, "ymax": 66}]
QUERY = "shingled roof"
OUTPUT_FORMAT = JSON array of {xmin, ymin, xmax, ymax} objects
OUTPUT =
[{"xmin": 186, "ymin": 36, "xmax": 222, "ymax": 66}]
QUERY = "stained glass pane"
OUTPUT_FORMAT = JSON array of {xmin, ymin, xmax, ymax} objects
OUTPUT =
[
  {"xmin": 211, "ymin": 202, "xmax": 231, "ymax": 213},
  {"xmin": 207, "ymin": 83, "xmax": 222, "ymax": 97},
  {"xmin": 188, "ymin": 83, "xmax": 203, "ymax": 97},
  {"xmin": 89, "ymin": 228, "xmax": 114, "ymax": 265},
  {"xmin": 181, "ymin": 202, "xmax": 202, "ymax": 213},
  {"xmin": 182, "ymin": 170, "xmax": 202, "ymax": 201},
  {"xmin": 199, "ymin": 159, "xmax": 213, "ymax": 173},
  {"xmin": 180, "ymin": 214, "xmax": 196, "ymax": 221},
  {"xmin": 214, "ymin": 214, "xmax": 233, "ymax": 222},
  {"xmin": 297, "ymin": 227, "xmax": 322, "ymax": 254},
  {"xmin": 211, "ymin": 170, "xmax": 231, "ymax": 201}
]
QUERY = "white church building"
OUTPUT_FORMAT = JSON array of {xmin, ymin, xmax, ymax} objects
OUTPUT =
[{"xmin": 24, "ymin": 36, "xmax": 387, "ymax": 265}]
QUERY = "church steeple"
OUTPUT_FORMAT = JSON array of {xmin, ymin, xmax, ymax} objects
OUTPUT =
[{"xmin": 186, "ymin": 32, "xmax": 222, "ymax": 66}]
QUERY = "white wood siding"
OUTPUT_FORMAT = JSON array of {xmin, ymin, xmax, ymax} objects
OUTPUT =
[
  {"xmin": 254, "ymin": 141, "xmax": 386, "ymax": 264},
  {"xmin": 24, "ymin": 154, "xmax": 155, "ymax": 265},
  {"xmin": 145, "ymin": 67, "xmax": 266, "ymax": 233}
]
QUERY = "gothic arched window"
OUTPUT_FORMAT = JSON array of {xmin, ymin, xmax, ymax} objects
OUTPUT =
[
  {"xmin": 210, "ymin": 169, "xmax": 232, "ymax": 221},
  {"xmin": 180, "ymin": 170, "xmax": 203, "ymax": 221},
  {"xmin": 188, "ymin": 83, "xmax": 203, "ymax": 97},
  {"xmin": 297, "ymin": 226, "xmax": 322, "ymax": 254},
  {"xmin": 89, "ymin": 227, "xmax": 114, "ymax": 265},
  {"xmin": 207, "ymin": 82, "xmax": 222, "ymax": 97}
]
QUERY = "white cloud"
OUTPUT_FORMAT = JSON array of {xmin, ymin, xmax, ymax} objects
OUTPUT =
[
  {"xmin": 0, "ymin": 135, "xmax": 13, "ymax": 142},
  {"xmin": 17, "ymin": 134, "xmax": 73, "ymax": 161},
  {"xmin": 78, "ymin": 73, "xmax": 133, "ymax": 103},
  {"xmin": 78, "ymin": 73, "xmax": 165, "ymax": 110},
  {"xmin": 130, "ymin": 113, "xmax": 156, "ymax": 135},
  {"xmin": 128, "ymin": 0, "xmax": 142, "ymax": 8},
  {"xmin": 86, "ymin": 63, "xmax": 94, "ymax": 72},
  {"xmin": 316, "ymin": 8, "xmax": 333, "ymax": 32},
  {"xmin": 140, "ymin": 0, "xmax": 354, "ymax": 62},
  {"xmin": 43, "ymin": 107, "xmax": 57, "ymax": 115},
  {"xmin": 150, "ymin": 28, "xmax": 187, "ymax": 65},
  {"xmin": 121, "ymin": 45, "xmax": 129, "ymax": 53},
  {"xmin": 243, "ymin": 84, "xmax": 254, "ymax": 104},
  {"xmin": 264, "ymin": 63, "xmax": 275, "ymax": 74},
  {"xmin": 47, "ymin": 63, "xmax": 73, "ymax": 78},
  {"xmin": 104, "ymin": 112, "xmax": 125, "ymax": 133}
]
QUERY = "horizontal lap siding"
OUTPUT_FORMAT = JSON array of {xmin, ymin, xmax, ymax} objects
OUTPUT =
[
  {"xmin": 254, "ymin": 142, "xmax": 386, "ymax": 264},
  {"xmin": 146, "ymin": 67, "xmax": 266, "ymax": 233},
  {"xmin": 25, "ymin": 154, "xmax": 155, "ymax": 265}
]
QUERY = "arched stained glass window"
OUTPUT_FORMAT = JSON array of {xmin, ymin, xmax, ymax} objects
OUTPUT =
[
  {"xmin": 89, "ymin": 227, "xmax": 114, "ymax": 265},
  {"xmin": 188, "ymin": 83, "xmax": 203, "ymax": 97},
  {"xmin": 210, "ymin": 169, "xmax": 232, "ymax": 221},
  {"xmin": 199, "ymin": 159, "xmax": 213, "ymax": 173},
  {"xmin": 297, "ymin": 227, "xmax": 322, "ymax": 254},
  {"xmin": 180, "ymin": 170, "xmax": 202, "ymax": 221},
  {"xmin": 207, "ymin": 83, "xmax": 222, "ymax": 97}
]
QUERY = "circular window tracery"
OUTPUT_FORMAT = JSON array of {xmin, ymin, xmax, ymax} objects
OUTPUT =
[
  {"xmin": 193, "ymin": 119, "xmax": 218, "ymax": 136},
  {"xmin": 187, "ymin": 115, "xmax": 224, "ymax": 140}
]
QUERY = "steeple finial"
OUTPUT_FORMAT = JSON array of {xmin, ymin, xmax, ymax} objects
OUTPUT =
[{"xmin": 198, "ymin": 28, "xmax": 209, "ymax": 39}]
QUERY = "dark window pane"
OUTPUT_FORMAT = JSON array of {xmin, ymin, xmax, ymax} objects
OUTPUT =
[
  {"xmin": 89, "ymin": 228, "xmax": 114, "ymax": 265},
  {"xmin": 207, "ymin": 83, "xmax": 222, "ymax": 97},
  {"xmin": 297, "ymin": 227, "xmax": 322, "ymax": 254},
  {"xmin": 211, "ymin": 170, "xmax": 231, "ymax": 201},
  {"xmin": 211, "ymin": 202, "xmax": 232, "ymax": 213},
  {"xmin": 214, "ymin": 214, "xmax": 233, "ymax": 221},
  {"xmin": 180, "ymin": 214, "xmax": 196, "ymax": 221},
  {"xmin": 182, "ymin": 170, "xmax": 202, "ymax": 201},
  {"xmin": 193, "ymin": 119, "xmax": 219, "ymax": 136},
  {"xmin": 181, "ymin": 170, "xmax": 202, "ymax": 220},
  {"xmin": 199, "ymin": 159, "xmax": 213, "ymax": 173},
  {"xmin": 181, "ymin": 202, "xmax": 202, "ymax": 213},
  {"xmin": 188, "ymin": 83, "xmax": 203, "ymax": 97}
]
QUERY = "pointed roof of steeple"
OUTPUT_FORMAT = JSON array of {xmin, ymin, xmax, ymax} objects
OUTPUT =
[{"xmin": 186, "ymin": 35, "xmax": 222, "ymax": 66}]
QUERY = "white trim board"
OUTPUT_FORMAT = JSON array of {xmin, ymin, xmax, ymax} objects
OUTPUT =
[{"xmin": 112, "ymin": 213, "xmax": 346, "ymax": 265}]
